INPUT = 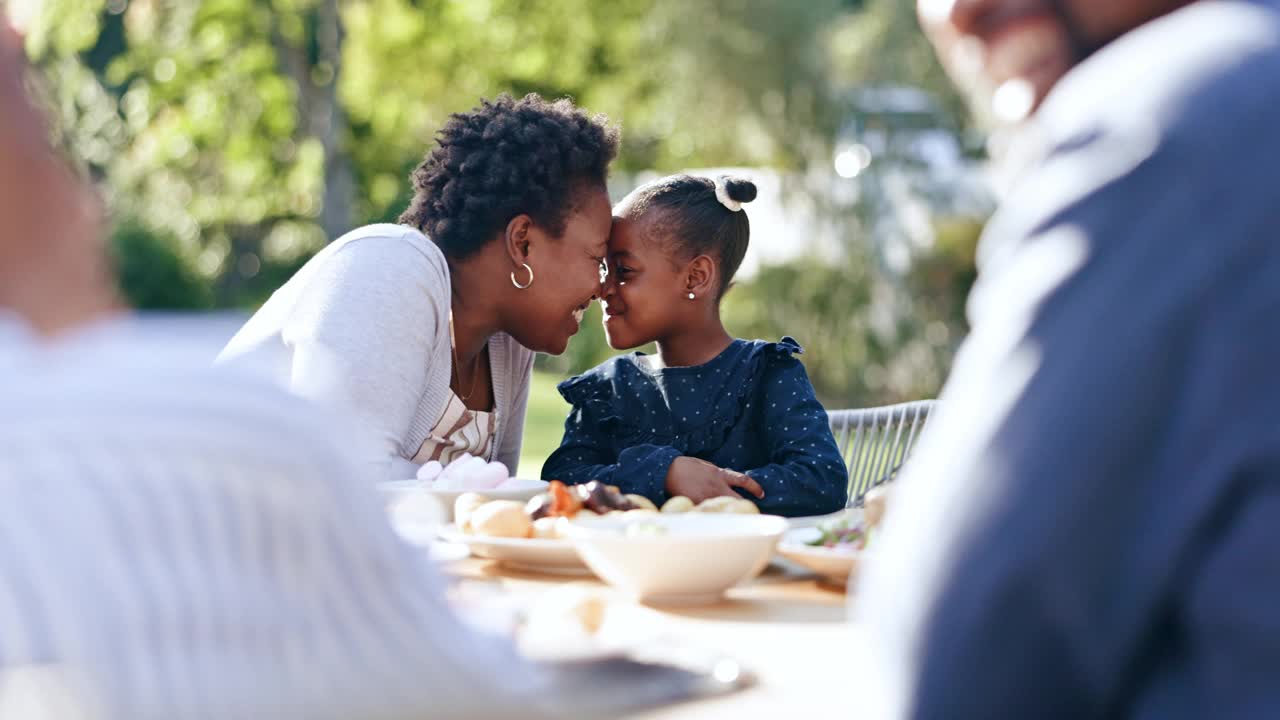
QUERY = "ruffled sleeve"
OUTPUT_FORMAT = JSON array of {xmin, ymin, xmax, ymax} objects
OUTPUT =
[
  {"xmin": 540, "ymin": 363, "xmax": 681, "ymax": 506},
  {"xmin": 741, "ymin": 337, "xmax": 849, "ymax": 516}
]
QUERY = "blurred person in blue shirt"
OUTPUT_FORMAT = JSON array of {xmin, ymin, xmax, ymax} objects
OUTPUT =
[{"xmin": 858, "ymin": 0, "xmax": 1280, "ymax": 718}]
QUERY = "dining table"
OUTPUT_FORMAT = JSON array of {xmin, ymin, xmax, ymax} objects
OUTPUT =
[{"xmin": 437, "ymin": 551, "xmax": 873, "ymax": 718}]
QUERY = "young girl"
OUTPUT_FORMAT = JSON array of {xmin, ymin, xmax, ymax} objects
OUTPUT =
[{"xmin": 541, "ymin": 175, "xmax": 848, "ymax": 517}]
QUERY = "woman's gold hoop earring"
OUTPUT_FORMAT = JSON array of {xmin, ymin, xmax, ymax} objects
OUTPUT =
[{"xmin": 511, "ymin": 263, "xmax": 534, "ymax": 289}]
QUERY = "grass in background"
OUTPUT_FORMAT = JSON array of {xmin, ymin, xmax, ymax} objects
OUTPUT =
[{"xmin": 517, "ymin": 370, "xmax": 572, "ymax": 478}]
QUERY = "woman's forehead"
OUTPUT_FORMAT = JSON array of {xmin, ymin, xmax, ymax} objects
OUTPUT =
[{"xmin": 558, "ymin": 193, "xmax": 611, "ymax": 252}]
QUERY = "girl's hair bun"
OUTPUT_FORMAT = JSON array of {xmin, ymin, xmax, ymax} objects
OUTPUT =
[{"xmin": 721, "ymin": 176, "xmax": 757, "ymax": 204}]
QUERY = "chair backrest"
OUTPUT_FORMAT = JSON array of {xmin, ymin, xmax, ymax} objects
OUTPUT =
[{"xmin": 827, "ymin": 400, "xmax": 935, "ymax": 507}]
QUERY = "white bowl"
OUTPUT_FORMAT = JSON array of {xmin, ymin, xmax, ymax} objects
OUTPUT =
[
  {"xmin": 566, "ymin": 513, "xmax": 788, "ymax": 605},
  {"xmin": 378, "ymin": 478, "xmax": 548, "ymax": 521}
]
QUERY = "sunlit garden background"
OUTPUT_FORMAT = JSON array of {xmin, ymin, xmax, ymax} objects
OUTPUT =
[{"xmin": 27, "ymin": 0, "xmax": 993, "ymax": 476}]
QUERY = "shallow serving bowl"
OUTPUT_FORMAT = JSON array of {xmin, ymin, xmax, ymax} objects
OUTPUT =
[{"xmin": 565, "ymin": 513, "xmax": 788, "ymax": 605}]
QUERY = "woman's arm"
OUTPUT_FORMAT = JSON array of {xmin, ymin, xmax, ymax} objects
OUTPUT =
[
  {"xmin": 283, "ymin": 233, "xmax": 447, "ymax": 481},
  {"xmin": 494, "ymin": 344, "xmax": 535, "ymax": 474}
]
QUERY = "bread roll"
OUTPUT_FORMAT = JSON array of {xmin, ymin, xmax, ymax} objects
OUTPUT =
[
  {"xmin": 625, "ymin": 494, "xmax": 659, "ymax": 512},
  {"xmin": 660, "ymin": 496, "xmax": 695, "ymax": 513},
  {"xmin": 454, "ymin": 492, "xmax": 490, "ymax": 533},
  {"xmin": 694, "ymin": 496, "xmax": 740, "ymax": 513},
  {"xmin": 470, "ymin": 500, "xmax": 532, "ymax": 538},
  {"xmin": 531, "ymin": 516, "xmax": 561, "ymax": 539}
]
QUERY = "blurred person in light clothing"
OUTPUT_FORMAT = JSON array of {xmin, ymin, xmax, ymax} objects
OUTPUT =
[{"xmin": 0, "ymin": 11, "xmax": 566, "ymax": 719}]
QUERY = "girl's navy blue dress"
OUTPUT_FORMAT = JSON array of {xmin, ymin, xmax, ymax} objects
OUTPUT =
[{"xmin": 542, "ymin": 337, "xmax": 849, "ymax": 517}]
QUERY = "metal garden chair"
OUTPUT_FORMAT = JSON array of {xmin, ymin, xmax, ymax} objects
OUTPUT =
[{"xmin": 827, "ymin": 400, "xmax": 935, "ymax": 507}]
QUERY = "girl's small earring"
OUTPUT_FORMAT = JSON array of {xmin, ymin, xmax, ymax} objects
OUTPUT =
[{"xmin": 687, "ymin": 292, "xmax": 696, "ymax": 300}]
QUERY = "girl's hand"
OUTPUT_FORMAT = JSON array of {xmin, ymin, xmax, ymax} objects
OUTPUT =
[{"xmin": 664, "ymin": 457, "xmax": 765, "ymax": 504}]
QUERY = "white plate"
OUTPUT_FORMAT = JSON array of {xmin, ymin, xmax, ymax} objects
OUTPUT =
[
  {"xmin": 385, "ymin": 511, "xmax": 471, "ymax": 564},
  {"xmin": 437, "ymin": 525, "xmax": 590, "ymax": 574},
  {"xmin": 775, "ymin": 527, "xmax": 864, "ymax": 589},
  {"xmin": 425, "ymin": 540, "xmax": 471, "ymax": 564}
]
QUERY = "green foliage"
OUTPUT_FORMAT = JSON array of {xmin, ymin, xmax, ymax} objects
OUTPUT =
[
  {"xmin": 518, "ymin": 369, "xmax": 573, "ymax": 478},
  {"xmin": 110, "ymin": 220, "xmax": 214, "ymax": 310},
  {"xmin": 29, "ymin": 0, "xmax": 869, "ymax": 272},
  {"xmin": 28, "ymin": 0, "xmax": 339, "ymax": 308},
  {"xmin": 829, "ymin": 0, "xmax": 968, "ymax": 126},
  {"xmin": 722, "ymin": 256, "xmax": 891, "ymax": 408},
  {"xmin": 723, "ymin": 213, "xmax": 981, "ymax": 408},
  {"xmin": 26, "ymin": 0, "xmax": 986, "ymax": 409},
  {"xmin": 906, "ymin": 215, "xmax": 982, "ymax": 338}
]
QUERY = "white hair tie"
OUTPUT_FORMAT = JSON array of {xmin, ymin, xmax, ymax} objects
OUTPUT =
[{"xmin": 714, "ymin": 178, "xmax": 742, "ymax": 212}]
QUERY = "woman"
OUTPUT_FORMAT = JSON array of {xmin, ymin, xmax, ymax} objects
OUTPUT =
[{"xmin": 220, "ymin": 94, "xmax": 619, "ymax": 480}]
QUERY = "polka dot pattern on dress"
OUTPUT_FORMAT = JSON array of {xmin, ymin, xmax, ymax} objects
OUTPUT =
[{"xmin": 541, "ymin": 337, "xmax": 849, "ymax": 517}]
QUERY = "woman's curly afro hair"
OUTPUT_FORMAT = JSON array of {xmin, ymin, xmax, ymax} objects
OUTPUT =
[{"xmin": 399, "ymin": 93, "xmax": 620, "ymax": 259}]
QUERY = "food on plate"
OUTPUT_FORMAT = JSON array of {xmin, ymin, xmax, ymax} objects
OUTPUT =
[
  {"xmin": 527, "ymin": 480, "xmax": 634, "ymax": 520},
  {"xmin": 862, "ymin": 485, "xmax": 890, "ymax": 528},
  {"xmin": 454, "ymin": 492, "xmax": 490, "ymax": 533},
  {"xmin": 692, "ymin": 497, "xmax": 735, "ymax": 513},
  {"xmin": 808, "ymin": 490, "xmax": 891, "ymax": 551},
  {"xmin": 692, "ymin": 496, "xmax": 760, "ymax": 514},
  {"xmin": 459, "ymin": 478, "xmax": 620, "ymax": 540},
  {"xmin": 660, "ymin": 496, "xmax": 695, "ymax": 513},
  {"xmin": 522, "ymin": 491, "xmax": 553, "ymax": 521},
  {"xmin": 461, "ymin": 478, "xmax": 765, "ymax": 540},
  {"xmin": 625, "ymin": 494, "xmax": 658, "ymax": 512},
  {"xmin": 469, "ymin": 500, "xmax": 532, "ymax": 538},
  {"xmin": 531, "ymin": 516, "xmax": 561, "ymax": 539},
  {"xmin": 551, "ymin": 479, "xmax": 587, "ymax": 515},
  {"xmin": 578, "ymin": 481, "xmax": 638, "ymax": 514},
  {"xmin": 525, "ymin": 480, "xmax": 582, "ymax": 520},
  {"xmin": 808, "ymin": 514, "xmax": 870, "ymax": 550}
]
